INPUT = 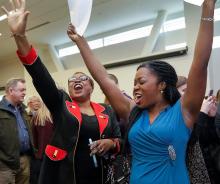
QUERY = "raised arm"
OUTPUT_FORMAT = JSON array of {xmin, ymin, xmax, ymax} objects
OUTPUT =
[
  {"xmin": 67, "ymin": 24, "xmax": 134, "ymax": 120},
  {"xmin": 2, "ymin": 0, "xmax": 61, "ymax": 112},
  {"xmin": 182, "ymin": 0, "xmax": 216, "ymax": 128}
]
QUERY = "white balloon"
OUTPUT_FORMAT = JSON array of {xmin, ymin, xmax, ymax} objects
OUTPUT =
[{"xmin": 68, "ymin": 0, "xmax": 93, "ymax": 36}]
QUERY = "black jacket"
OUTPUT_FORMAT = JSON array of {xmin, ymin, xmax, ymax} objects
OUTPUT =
[
  {"xmin": 0, "ymin": 98, "xmax": 33, "ymax": 170},
  {"xmin": 188, "ymin": 112, "xmax": 220, "ymax": 184},
  {"xmin": 197, "ymin": 112, "xmax": 220, "ymax": 184},
  {"xmin": 24, "ymin": 56, "xmax": 121, "ymax": 184}
]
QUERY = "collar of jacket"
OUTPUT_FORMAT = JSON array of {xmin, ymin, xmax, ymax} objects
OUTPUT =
[
  {"xmin": 65, "ymin": 100, "xmax": 109, "ymax": 135},
  {"xmin": 0, "ymin": 96, "xmax": 27, "ymax": 113}
]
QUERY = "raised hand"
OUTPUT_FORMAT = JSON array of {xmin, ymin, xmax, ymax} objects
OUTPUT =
[
  {"xmin": 208, "ymin": 97, "xmax": 217, "ymax": 117},
  {"xmin": 201, "ymin": 96, "xmax": 217, "ymax": 117},
  {"xmin": 67, "ymin": 23, "xmax": 82, "ymax": 42},
  {"xmin": 1, "ymin": 0, "xmax": 30, "ymax": 35}
]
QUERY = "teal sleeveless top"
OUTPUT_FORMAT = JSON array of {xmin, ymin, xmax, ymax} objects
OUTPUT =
[{"xmin": 128, "ymin": 100, "xmax": 191, "ymax": 184}]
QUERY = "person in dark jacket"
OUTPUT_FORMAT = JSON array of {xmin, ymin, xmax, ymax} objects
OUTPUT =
[
  {"xmin": 2, "ymin": 1, "xmax": 121, "ymax": 184},
  {"xmin": 177, "ymin": 76, "xmax": 211, "ymax": 183},
  {"xmin": 216, "ymin": 103, "xmax": 220, "ymax": 130},
  {"xmin": 196, "ymin": 96, "xmax": 220, "ymax": 184},
  {"xmin": 0, "ymin": 78, "xmax": 34, "ymax": 184},
  {"xmin": 177, "ymin": 76, "xmax": 220, "ymax": 184},
  {"xmin": 103, "ymin": 74, "xmax": 132, "ymax": 183}
]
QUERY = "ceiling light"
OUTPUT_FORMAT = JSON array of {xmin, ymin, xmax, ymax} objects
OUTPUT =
[
  {"xmin": 184, "ymin": 0, "xmax": 204, "ymax": 6},
  {"xmin": 59, "ymin": 45, "xmax": 79, "ymax": 57},
  {"xmin": 165, "ymin": 43, "xmax": 187, "ymax": 51},
  {"xmin": 0, "ymin": 33, "xmax": 2, "ymax": 36},
  {"xmin": 161, "ymin": 17, "xmax": 185, "ymax": 33},
  {"xmin": 104, "ymin": 25, "xmax": 152, "ymax": 46},
  {"xmin": 213, "ymin": 36, "xmax": 220, "ymax": 49},
  {"xmin": 215, "ymin": 8, "xmax": 220, "ymax": 21},
  {"xmin": 0, "ymin": 14, "xmax": 7, "ymax": 21}
]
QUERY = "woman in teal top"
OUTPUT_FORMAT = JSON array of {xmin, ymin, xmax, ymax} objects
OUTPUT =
[
  {"xmin": 66, "ymin": 0, "xmax": 216, "ymax": 183},
  {"xmin": 129, "ymin": 100, "xmax": 191, "ymax": 183}
]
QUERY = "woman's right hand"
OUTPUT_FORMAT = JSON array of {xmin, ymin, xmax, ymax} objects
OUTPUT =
[
  {"xmin": 1, "ymin": 0, "xmax": 30, "ymax": 35},
  {"xmin": 89, "ymin": 139, "xmax": 115, "ymax": 156}
]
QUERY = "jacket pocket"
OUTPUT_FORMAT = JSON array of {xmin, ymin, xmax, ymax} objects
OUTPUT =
[{"xmin": 45, "ymin": 145, "xmax": 67, "ymax": 161}]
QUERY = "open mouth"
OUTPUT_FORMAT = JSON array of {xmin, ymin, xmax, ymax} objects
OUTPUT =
[
  {"xmin": 134, "ymin": 93, "xmax": 142, "ymax": 104},
  {"xmin": 74, "ymin": 83, "xmax": 83, "ymax": 90}
]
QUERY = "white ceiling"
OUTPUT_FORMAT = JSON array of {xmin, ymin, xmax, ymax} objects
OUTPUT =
[{"xmin": 0, "ymin": 0, "xmax": 184, "ymax": 61}]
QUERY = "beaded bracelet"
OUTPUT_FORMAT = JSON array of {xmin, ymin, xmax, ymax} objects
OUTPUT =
[{"xmin": 201, "ymin": 17, "xmax": 214, "ymax": 21}]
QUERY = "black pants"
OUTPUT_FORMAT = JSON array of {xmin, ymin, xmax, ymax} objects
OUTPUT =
[{"xmin": 30, "ymin": 158, "xmax": 42, "ymax": 184}]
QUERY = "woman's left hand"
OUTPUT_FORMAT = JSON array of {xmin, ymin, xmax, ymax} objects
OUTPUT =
[
  {"xmin": 67, "ymin": 23, "xmax": 81, "ymax": 42},
  {"xmin": 90, "ymin": 139, "xmax": 115, "ymax": 156}
]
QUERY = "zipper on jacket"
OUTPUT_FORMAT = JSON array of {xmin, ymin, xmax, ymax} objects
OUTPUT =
[
  {"xmin": 73, "ymin": 124, "xmax": 81, "ymax": 184},
  {"xmin": 72, "ymin": 108, "xmax": 108, "ymax": 184},
  {"xmin": 100, "ymin": 133, "xmax": 104, "ymax": 184}
]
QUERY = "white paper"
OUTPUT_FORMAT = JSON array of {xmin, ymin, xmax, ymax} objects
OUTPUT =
[
  {"xmin": 67, "ymin": 0, "xmax": 93, "ymax": 36},
  {"xmin": 184, "ymin": 0, "xmax": 204, "ymax": 6}
]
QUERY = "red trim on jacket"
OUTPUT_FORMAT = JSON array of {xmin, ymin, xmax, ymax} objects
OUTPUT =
[
  {"xmin": 65, "ymin": 100, "xmax": 108, "ymax": 135},
  {"xmin": 91, "ymin": 102, "xmax": 109, "ymax": 136},
  {"xmin": 45, "ymin": 145, "xmax": 67, "ymax": 161},
  {"xmin": 65, "ymin": 101, "xmax": 82, "ymax": 125},
  {"xmin": 17, "ymin": 47, "xmax": 37, "ymax": 65}
]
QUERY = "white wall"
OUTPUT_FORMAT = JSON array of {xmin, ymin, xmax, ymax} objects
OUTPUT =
[
  {"xmin": 209, "ymin": 48, "xmax": 220, "ymax": 94},
  {"xmin": 0, "ymin": 57, "xmax": 24, "ymax": 87}
]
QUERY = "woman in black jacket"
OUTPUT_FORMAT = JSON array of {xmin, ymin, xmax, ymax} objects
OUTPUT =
[{"xmin": 2, "ymin": 1, "xmax": 121, "ymax": 184}]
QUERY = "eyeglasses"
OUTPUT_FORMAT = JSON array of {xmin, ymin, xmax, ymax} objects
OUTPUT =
[{"xmin": 68, "ymin": 75, "xmax": 90, "ymax": 82}]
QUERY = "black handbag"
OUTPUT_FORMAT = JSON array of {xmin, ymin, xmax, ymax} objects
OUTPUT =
[{"xmin": 106, "ymin": 154, "xmax": 130, "ymax": 184}]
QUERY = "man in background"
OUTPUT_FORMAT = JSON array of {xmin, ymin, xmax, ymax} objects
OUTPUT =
[{"xmin": 0, "ymin": 78, "xmax": 33, "ymax": 184}]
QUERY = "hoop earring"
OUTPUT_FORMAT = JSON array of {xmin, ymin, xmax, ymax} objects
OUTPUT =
[{"xmin": 160, "ymin": 90, "xmax": 164, "ymax": 94}]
